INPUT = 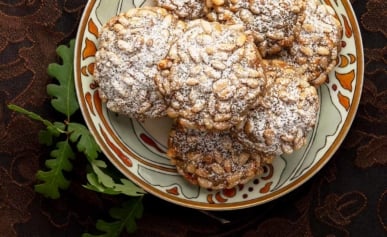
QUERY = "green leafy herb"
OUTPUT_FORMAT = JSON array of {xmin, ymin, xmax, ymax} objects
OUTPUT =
[
  {"xmin": 82, "ymin": 197, "xmax": 144, "ymax": 237},
  {"xmin": 7, "ymin": 104, "xmax": 65, "ymax": 135},
  {"xmin": 84, "ymin": 160, "xmax": 145, "ymax": 196},
  {"xmin": 38, "ymin": 122, "xmax": 66, "ymax": 146},
  {"xmin": 34, "ymin": 140, "xmax": 75, "ymax": 199},
  {"xmin": 47, "ymin": 39, "xmax": 79, "ymax": 119},
  {"xmin": 8, "ymin": 39, "xmax": 145, "ymax": 236},
  {"xmin": 8, "ymin": 40, "xmax": 145, "ymax": 237},
  {"xmin": 68, "ymin": 122, "xmax": 101, "ymax": 161}
]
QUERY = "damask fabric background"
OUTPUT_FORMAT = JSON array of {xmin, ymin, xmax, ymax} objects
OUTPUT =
[{"xmin": 0, "ymin": 0, "xmax": 386, "ymax": 237}]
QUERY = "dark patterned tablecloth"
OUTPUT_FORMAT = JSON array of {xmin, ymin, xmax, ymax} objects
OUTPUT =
[{"xmin": 1, "ymin": 1, "xmax": 386, "ymax": 236}]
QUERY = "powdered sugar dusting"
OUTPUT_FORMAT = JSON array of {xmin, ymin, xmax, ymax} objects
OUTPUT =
[
  {"xmin": 94, "ymin": 7, "xmax": 184, "ymax": 121},
  {"xmin": 279, "ymin": 0, "xmax": 342, "ymax": 85},
  {"xmin": 156, "ymin": 0, "xmax": 206, "ymax": 19},
  {"xmin": 155, "ymin": 19, "xmax": 266, "ymax": 130},
  {"xmin": 168, "ymin": 124, "xmax": 273, "ymax": 189},
  {"xmin": 205, "ymin": 0, "xmax": 305, "ymax": 56},
  {"xmin": 235, "ymin": 60, "xmax": 319, "ymax": 156}
]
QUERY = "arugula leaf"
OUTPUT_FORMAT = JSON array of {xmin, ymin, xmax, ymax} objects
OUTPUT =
[
  {"xmin": 38, "ymin": 122, "xmax": 66, "ymax": 146},
  {"xmin": 47, "ymin": 39, "xmax": 79, "ymax": 119},
  {"xmin": 9, "ymin": 39, "xmax": 146, "ymax": 236},
  {"xmin": 114, "ymin": 179, "xmax": 146, "ymax": 197},
  {"xmin": 7, "ymin": 104, "xmax": 65, "ymax": 135},
  {"xmin": 82, "ymin": 197, "xmax": 144, "ymax": 237},
  {"xmin": 68, "ymin": 122, "xmax": 100, "ymax": 161},
  {"xmin": 34, "ymin": 140, "xmax": 75, "ymax": 199},
  {"xmin": 84, "ymin": 160, "xmax": 145, "ymax": 196},
  {"xmin": 38, "ymin": 130, "xmax": 56, "ymax": 146},
  {"xmin": 84, "ymin": 172, "xmax": 121, "ymax": 195},
  {"xmin": 89, "ymin": 160, "xmax": 117, "ymax": 188}
]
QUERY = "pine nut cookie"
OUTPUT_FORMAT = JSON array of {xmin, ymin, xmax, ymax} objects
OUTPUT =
[
  {"xmin": 167, "ymin": 124, "xmax": 274, "ymax": 190},
  {"xmin": 234, "ymin": 60, "xmax": 319, "ymax": 156},
  {"xmin": 94, "ymin": 7, "xmax": 185, "ymax": 121},
  {"xmin": 156, "ymin": 0, "xmax": 206, "ymax": 20},
  {"xmin": 205, "ymin": 0, "xmax": 306, "ymax": 57},
  {"xmin": 278, "ymin": 0, "xmax": 342, "ymax": 86},
  {"xmin": 155, "ymin": 19, "xmax": 266, "ymax": 131}
]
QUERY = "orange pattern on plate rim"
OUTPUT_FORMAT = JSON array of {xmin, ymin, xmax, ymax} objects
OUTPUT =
[
  {"xmin": 75, "ymin": 0, "xmax": 363, "ymax": 210},
  {"xmin": 334, "ymin": 10, "xmax": 356, "ymax": 111},
  {"xmin": 81, "ymin": 66, "xmax": 88, "ymax": 76},
  {"xmin": 336, "ymin": 70, "xmax": 355, "ymax": 92},
  {"xmin": 88, "ymin": 18, "xmax": 99, "ymax": 38},
  {"xmin": 338, "ymin": 92, "xmax": 351, "ymax": 111},
  {"xmin": 88, "ymin": 62, "xmax": 95, "ymax": 75},
  {"xmin": 215, "ymin": 192, "xmax": 228, "ymax": 203},
  {"xmin": 323, "ymin": 0, "xmax": 333, "ymax": 8},
  {"xmin": 349, "ymin": 54, "xmax": 356, "ymax": 64},
  {"xmin": 166, "ymin": 187, "xmax": 179, "ymax": 195},
  {"xmin": 341, "ymin": 14, "xmax": 353, "ymax": 38},
  {"xmin": 339, "ymin": 55, "xmax": 349, "ymax": 67},
  {"xmin": 100, "ymin": 126, "xmax": 133, "ymax": 167},
  {"xmin": 260, "ymin": 182, "xmax": 273, "ymax": 194},
  {"xmin": 85, "ymin": 92, "xmax": 95, "ymax": 116},
  {"xmin": 83, "ymin": 38, "xmax": 97, "ymax": 59}
]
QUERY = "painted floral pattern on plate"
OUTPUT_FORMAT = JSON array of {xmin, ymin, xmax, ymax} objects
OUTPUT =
[{"xmin": 74, "ymin": 0, "xmax": 363, "ymax": 210}]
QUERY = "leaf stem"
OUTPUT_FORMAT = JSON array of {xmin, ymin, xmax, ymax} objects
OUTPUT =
[{"xmin": 7, "ymin": 104, "xmax": 66, "ymax": 134}]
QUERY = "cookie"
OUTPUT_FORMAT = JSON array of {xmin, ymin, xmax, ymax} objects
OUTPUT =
[
  {"xmin": 155, "ymin": 19, "xmax": 266, "ymax": 131},
  {"xmin": 278, "ymin": 0, "xmax": 342, "ymax": 86},
  {"xmin": 94, "ymin": 7, "xmax": 185, "ymax": 121},
  {"xmin": 167, "ymin": 123, "xmax": 273, "ymax": 190},
  {"xmin": 205, "ymin": 0, "xmax": 306, "ymax": 57},
  {"xmin": 156, "ymin": 0, "xmax": 206, "ymax": 20},
  {"xmin": 234, "ymin": 60, "xmax": 319, "ymax": 156}
]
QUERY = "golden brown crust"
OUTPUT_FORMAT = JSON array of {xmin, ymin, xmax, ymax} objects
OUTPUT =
[
  {"xmin": 204, "ymin": 0, "xmax": 342, "ymax": 86},
  {"xmin": 94, "ymin": 7, "xmax": 185, "ymax": 121},
  {"xmin": 155, "ymin": 19, "xmax": 265, "ymax": 131},
  {"xmin": 277, "ymin": 0, "xmax": 343, "ymax": 86},
  {"xmin": 168, "ymin": 123, "xmax": 273, "ymax": 190},
  {"xmin": 205, "ymin": 0, "xmax": 306, "ymax": 57},
  {"xmin": 234, "ymin": 60, "xmax": 319, "ymax": 156},
  {"xmin": 156, "ymin": 0, "xmax": 206, "ymax": 20},
  {"xmin": 95, "ymin": 1, "xmax": 342, "ymax": 189}
]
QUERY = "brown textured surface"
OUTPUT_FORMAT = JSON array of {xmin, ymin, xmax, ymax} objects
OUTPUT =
[{"xmin": 0, "ymin": 0, "xmax": 386, "ymax": 236}]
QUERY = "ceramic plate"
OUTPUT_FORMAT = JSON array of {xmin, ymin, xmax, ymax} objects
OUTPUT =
[{"xmin": 74, "ymin": 0, "xmax": 363, "ymax": 210}]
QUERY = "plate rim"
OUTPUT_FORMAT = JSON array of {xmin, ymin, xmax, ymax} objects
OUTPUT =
[{"xmin": 74, "ymin": 0, "xmax": 364, "ymax": 210}]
